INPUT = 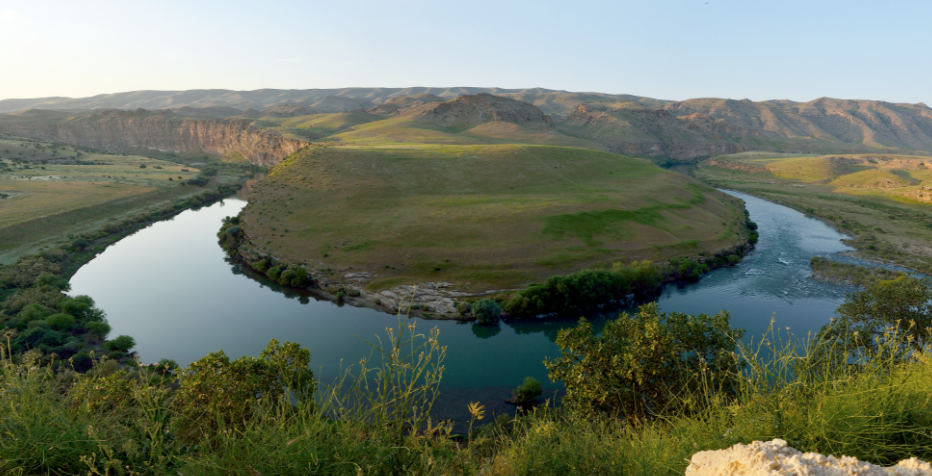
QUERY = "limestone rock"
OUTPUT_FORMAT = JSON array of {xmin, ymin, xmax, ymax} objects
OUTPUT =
[{"xmin": 686, "ymin": 439, "xmax": 932, "ymax": 476}]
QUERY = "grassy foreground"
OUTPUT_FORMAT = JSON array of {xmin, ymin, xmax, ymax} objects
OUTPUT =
[{"xmin": 1, "ymin": 309, "xmax": 930, "ymax": 475}]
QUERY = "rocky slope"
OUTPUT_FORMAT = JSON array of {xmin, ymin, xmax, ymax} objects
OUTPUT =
[
  {"xmin": 409, "ymin": 93, "xmax": 553, "ymax": 129},
  {"xmin": 557, "ymin": 103, "xmax": 759, "ymax": 160},
  {"xmin": 0, "ymin": 109, "xmax": 308, "ymax": 166},
  {"xmin": 664, "ymin": 97, "xmax": 932, "ymax": 153}
]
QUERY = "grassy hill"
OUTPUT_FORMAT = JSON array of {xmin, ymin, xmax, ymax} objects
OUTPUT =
[{"xmin": 237, "ymin": 97, "xmax": 748, "ymax": 292}]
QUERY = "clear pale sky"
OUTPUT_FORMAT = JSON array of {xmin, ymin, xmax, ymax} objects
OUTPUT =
[{"xmin": 0, "ymin": 0, "xmax": 928, "ymax": 103}]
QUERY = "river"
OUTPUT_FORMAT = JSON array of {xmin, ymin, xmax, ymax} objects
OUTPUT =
[{"xmin": 68, "ymin": 190, "xmax": 864, "ymax": 421}]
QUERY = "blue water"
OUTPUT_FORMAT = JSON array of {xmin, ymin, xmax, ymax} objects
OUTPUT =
[{"xmin": 68, "ymin": 190, "xmax": 867, "ymax": 420}]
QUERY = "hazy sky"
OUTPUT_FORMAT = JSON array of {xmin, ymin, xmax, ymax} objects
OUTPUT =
[{"xmin": 1, "ymin": 0, "xmax": 928, "ymax": 103}]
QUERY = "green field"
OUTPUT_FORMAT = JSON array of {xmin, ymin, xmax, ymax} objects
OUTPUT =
[
  {"xmin": 0, "ymin": 137, "xmax": 215, "ymax": 261},
  {"xmin": 694, "ymin": 152, "xmax": 932, "ymax": 273},
  {"xmin": 241, "ymin": 140, "xmax": 747, "ymax": 291}
]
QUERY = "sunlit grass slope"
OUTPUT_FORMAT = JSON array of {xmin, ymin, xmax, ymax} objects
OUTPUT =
[{"xmin": 242, "ymin": 144, "xmax": 747, "ymax": 290}]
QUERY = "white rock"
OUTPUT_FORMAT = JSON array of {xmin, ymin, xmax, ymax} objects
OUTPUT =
[{"xmin": 685, "ymin": 439, "xmax": 932, "ymax": 476}]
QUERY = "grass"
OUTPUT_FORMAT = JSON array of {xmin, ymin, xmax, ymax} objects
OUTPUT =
[
  {"xmin": 695, "ymin": 152, "xmax": 932, "ymax": 274},
  {"xmin": 0, "ymin": 136, "xmax": 257, "ymax": 263},
  {"xmin": 1, "ymin": 311, "xmax": 930, "ymax": 475},
  {"xmin": 242, "ymin": 143, "xmax": 746, "ymax": 291}
]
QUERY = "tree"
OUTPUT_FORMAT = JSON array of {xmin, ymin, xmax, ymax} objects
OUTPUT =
[
  {"xmin": 818, "ymin": 276, "xmax": 932, "ymax": 354},
  {"xmin": 104, "ymin": 335, "xmax": 136, "ymax": 353},
  {"xmin": 545, "ymin": 303, "xmax": 744, "ymax": 418},
  {"xmin": 511, "ymin": 376, "xmax": 543, "ymax": 404},
  {"xmin": 471, "ymin": 299, "xmax": 502, "ymax": 324}
]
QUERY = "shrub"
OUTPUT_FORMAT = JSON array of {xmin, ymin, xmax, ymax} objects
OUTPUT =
[
  {"xmin": 71, "ymin": 238, "xmax": 91, "ymax": 250},
  {"xmin": 59, "ymin": 295, "xmax": 104, "ymax": 321},
  {"xmin": 85, "ymin": 321, "xmax": 111, "ymax": 339},
  {"xmin": 104, "ymin": 335, "xmax": 136, "ymax": 353},
  {"xmin": 471, "ymin": 299, "xmax": 501, "ymax": 324},
  {"xmin": 35, "ymin": 273, "xmax": 70, "ymax": 291},
  {"xmin": 670, "ymin": 257, "xmax": 708, "ymax": 281},
  {"xmin": 818, "ymin": 276, "xmax": 932, "ymax": 355},
  {"xmin": 512, "ymin": 376, "xmax": 543, "ymax": 403},
  {"xmin": 17, "ymin": 327, "xmax": 66, "ymax": 349},
  {"xmin": 456, "ymin": 301, "xmax": 471, "ymax": 316},
  {"xmin": 267, "ymin": 266, "xmax": 283, "ymax": 281},
  {"xmin": 173, "ymin": 340, "xmax": 315, "ymax": 440},
  {"xmin": 12, "ymin": 303, "xmax": 52, "ymax": 329},
  {"xmin": 252, "ymin": 258, "xmax": 269, "ymax": 272},
  {"xmin": 545, "ymin": 302, "xmax": 744, "ymax": 418},
  {"xmin": 504, "ymin": 261, "xmax": 662, "ymax": 317},
  {"xmin": 45, "ymin": 313, "xmax": 75, "ymax": 331}
]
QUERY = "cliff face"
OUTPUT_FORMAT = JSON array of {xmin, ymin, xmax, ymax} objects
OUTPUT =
[{"xmin": 0, "ymin": 109, "xmax": 308, "ymax": 166}]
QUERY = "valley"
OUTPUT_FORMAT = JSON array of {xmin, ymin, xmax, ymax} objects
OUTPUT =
[{"xmin": 694, "ymin": 151, "xmax": 932, "ymax": 274}]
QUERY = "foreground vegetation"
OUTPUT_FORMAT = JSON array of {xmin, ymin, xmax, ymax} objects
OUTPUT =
[
  {"xmin": 695, "ymin": 152, "xmax": 932, "ymax": 274},
  {"xmin": 1, "ymin": 277, "xmax": 931, "ymax": 475}
]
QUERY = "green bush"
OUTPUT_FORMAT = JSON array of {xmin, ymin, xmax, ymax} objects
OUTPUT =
[
  {"xmin": 85, "ymin": 321, "xmax": 111, "ymax": 339},
  {"xmin": 670, "ymin": 257, "xmax": 708, "ymax": 281},
  {"xmin": 252, "ymin": 258, "xmax": 269, "ymax": 272},
  {"xmin": 818, "ymin": 276, "xmax": 932, "ymax": 355},
  {"xmin": 545, "ymin": 302, "xmax": 744, "ymax": 417},
  {"xmin": 267, "ymin": 266, "xmax": 283, "ymax": 281},
  {"xmin": 173, "ymin": 340, "xmax": 315, "ymax": 439},
  {"xmin": 504, "ymin": 261, "xmax": 663, "ymax": 317},
  {"xmin": 512, "ymin": 376, "xmax": 543, "ymax": 403},
  {"xmin": 18, "ymin": 327, "xmax": 66, "ymax": 349},
  {"xmin": 45, "ymin": 313, "xmax": 75, "ymax": 331},
  {"xmin": 471, "ymin": 299, "xmax": 502, "ymax": 324},
  {"xmin": 103, "ymin": 335, "xmax": 136, "ymax": 353}
]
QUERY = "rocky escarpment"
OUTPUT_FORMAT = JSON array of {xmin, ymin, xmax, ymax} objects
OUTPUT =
[
  {"xmin": 411, "ymin": 93, "xmax": 554, "ymax": 129},
  {"xmin": 558, "ymin": 103, "xmax": 759, "ymax": 161},
  {"xmin": 367, "ymin": 93, "xmax": 445, "ymax": 115},
  {"xmin": 0, "ymin": 109, "xmax": 308, "ymax": 166}
]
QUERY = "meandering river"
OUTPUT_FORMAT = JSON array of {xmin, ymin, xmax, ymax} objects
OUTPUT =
[{"xmin": 69, "ymin": 190, "xmax": 866, "ymax": 421}]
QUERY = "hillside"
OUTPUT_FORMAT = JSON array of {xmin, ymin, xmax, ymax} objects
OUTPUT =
[
  {"xmin": 4, "ymin": 88, "xmax": 932, "ymax": 161},
  {"xmin": 242, "ymin": 144, "xmax": 747, "ymax": 292}
]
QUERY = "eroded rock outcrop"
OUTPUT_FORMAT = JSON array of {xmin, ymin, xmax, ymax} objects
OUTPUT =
[
  {"xmin": 0, "ymin": 108, "xmax": 308, "ymax": 166},
  {"xmin": 686, "ymin": 439, "xmax": 932, "ymax": 476},
  {"xmin": 559, "ymin": 103, "xmax": 759, "ymax": 161},
  {"xmin": 411, "ymin": 93, "xmax": 553, "ymax": 130}
]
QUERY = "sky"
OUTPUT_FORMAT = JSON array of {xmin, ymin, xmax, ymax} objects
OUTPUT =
[{"xmin": 0, "ymin": 0, "xmax": 929, "ymax": 103}]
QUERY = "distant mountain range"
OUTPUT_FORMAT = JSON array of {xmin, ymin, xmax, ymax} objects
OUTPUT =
[{"xmin": 2, "ymin": 88, "xmax": 931, "ymax": 160}]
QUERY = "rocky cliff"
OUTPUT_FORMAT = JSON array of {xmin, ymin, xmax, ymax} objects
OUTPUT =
[{"xmin": 0, "ymin": 109, "xmax": 308, "ymax": 166}]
